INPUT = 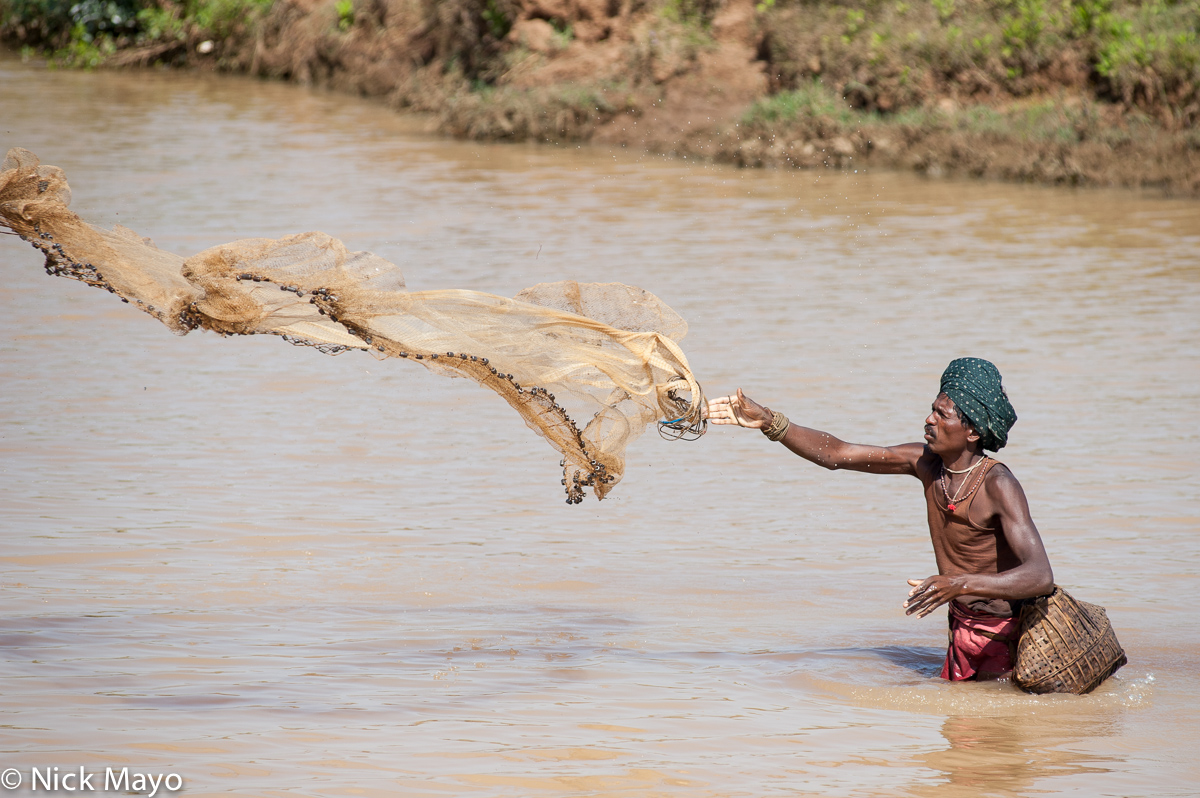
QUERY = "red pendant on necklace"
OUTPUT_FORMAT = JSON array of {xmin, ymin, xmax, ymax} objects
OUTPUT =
[{"xmin": 947, "ymin": 503, "xmax": 956, "ymax": 512}]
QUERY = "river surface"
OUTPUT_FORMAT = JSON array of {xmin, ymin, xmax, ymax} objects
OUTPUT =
[{"xmin": 1, "ymin": 52, "xmax": 1198, "ymax": 797}]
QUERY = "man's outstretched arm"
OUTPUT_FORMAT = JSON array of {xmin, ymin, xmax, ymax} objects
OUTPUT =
[{"xmin": 707, "ymin": 389, "xmax": 924, "ymax": 476}]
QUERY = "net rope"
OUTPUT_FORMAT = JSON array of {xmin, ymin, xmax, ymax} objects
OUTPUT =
[{"xmin": 1, "ymin": 148, "xmax": 705, "ymax": 503}]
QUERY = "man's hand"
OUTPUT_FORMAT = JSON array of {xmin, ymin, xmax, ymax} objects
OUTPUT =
[
  {"xmin": 904, "ymin": 576, "xmax": 968, "ymax": 618},
  {"xmin": 705, "ymin": 388, "xmax": 772, "ymax": 430}
]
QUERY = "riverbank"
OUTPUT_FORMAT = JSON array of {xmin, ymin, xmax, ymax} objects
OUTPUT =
[{"xmin": 3, "ymin": 0, "xmax": 1198, "ymax": 194}]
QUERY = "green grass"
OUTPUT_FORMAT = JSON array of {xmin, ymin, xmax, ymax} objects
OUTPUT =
[
  {"xmin": 335, "ymin": 0, "xmax": 353, "ymax": 32},
  {"xmin": 743, "ymin": 80, "xmax": 864, "ymax": 126},
  {"xmin": 741, "ymin": 77, "xmax": 1168, "ymax": 150}
]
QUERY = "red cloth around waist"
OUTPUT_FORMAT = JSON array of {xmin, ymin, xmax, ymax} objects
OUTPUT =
[{"xmin": 940, "ymin": 600, "xmax": 1019, "ymax": 681}]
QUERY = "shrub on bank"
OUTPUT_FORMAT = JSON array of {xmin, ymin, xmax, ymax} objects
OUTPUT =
[
  {"xmin": 754, "ymin": 0, "xmax": 1200, "ymax": 129},
  {"xmin": 0, "ymin": 0, "xmax": 270, "ymax": 65},
  {"xmin": 1, "ymin": 0, "xmax": 142, "ymax": 64}
]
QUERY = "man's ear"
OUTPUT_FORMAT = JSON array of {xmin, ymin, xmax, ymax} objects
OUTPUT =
[{"xmin": 965, "ymin": 425, "xmax": 980, "ymax": 443}]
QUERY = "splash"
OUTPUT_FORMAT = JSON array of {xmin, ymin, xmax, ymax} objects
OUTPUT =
[{"xmin": 0, "ymin": 148, "xmax": 705, "ymax": 503}]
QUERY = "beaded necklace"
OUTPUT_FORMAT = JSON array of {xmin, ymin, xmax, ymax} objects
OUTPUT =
[{"xmin": 940, "ymin": 457, "xmax": 990, "ymax": 513}]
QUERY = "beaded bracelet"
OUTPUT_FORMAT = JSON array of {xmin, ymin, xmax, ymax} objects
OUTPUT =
[{"xmin": 762, "ymin": 410, "xmax": 790, "ymax": 442}]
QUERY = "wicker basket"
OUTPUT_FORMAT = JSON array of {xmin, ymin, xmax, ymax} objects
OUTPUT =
[{"xmin": 1014, "ymin": 586, "xmax": 1127, "ymax": 694}]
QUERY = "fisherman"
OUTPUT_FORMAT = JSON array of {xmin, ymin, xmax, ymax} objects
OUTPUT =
[{"xmin": 706, "ymin": 358, "xmax": 1054, "ymax": 681}]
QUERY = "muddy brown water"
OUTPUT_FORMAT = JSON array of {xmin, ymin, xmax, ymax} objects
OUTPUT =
[{"xmin": 1, "ymin": 53, "xmax": 1198, "ymax": 797}]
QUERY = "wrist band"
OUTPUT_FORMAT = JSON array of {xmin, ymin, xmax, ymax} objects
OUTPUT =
[{"xmin": 763, "ymin": 410, "xmax": 790, "ymax": 441}]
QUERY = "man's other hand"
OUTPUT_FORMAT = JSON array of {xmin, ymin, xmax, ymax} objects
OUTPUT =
[{"xmin": 904, "ymin": 576, "xmax": 966, "ymax": 618}]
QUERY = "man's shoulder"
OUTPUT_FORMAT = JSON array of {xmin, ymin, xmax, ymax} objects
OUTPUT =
[
  {"xmin": 984, "ymin": 460, "xmax": 1019, "ymax": 485},
  {"xmin": 912, "ymin": 446, "xmax": 939, "ymax": 480},
  {"xmin": 982, "ymin": 460, "xmax": 1028, "ymax": 503}
]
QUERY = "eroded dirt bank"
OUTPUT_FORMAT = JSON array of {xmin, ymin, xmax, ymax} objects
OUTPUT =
[{"xmin": 5, "ymin": 0, "xmax": 1199, "ymax": 194}]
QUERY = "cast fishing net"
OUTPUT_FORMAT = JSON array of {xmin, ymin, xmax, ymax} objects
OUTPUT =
[{"xmin": 0, "ymin": 148, "xmax": 705, "ymax": 503}]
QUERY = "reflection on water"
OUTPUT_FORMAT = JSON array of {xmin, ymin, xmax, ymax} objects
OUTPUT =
[
  {"xmin": 919, "ymin": 714, "xmax": 1114, "ymax": 797},
  {"xmin": 2, "ymin": 50, "xmax": 1199, "ymax": 797}
]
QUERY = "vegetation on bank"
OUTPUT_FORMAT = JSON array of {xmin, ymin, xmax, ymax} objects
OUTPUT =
[
  {"xmin": 756, "ymin": 0, "xmax": 1200, "ymax": 127},
  {"xmin": 2, "ymin": 0, "xmax": 1197, "ymax": 192},
  {"xmin": 0, "ymin": 0, "xmax": 267, "ymax": 65}
]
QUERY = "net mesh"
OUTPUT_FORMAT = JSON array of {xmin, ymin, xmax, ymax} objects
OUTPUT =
[{"xmin": 1, "ymin": 148, "xmax": 705, "ymax": 503}]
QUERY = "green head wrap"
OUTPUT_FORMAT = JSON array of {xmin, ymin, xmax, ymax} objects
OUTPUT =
[{"xmin": 939, "ymin": 357, "xmax": 1017, "ymax": 451}]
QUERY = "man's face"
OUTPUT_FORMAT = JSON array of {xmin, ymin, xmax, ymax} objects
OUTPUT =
[{"xmin": 924, "ymin": 393, "xmax": 978, "ymax": 454}]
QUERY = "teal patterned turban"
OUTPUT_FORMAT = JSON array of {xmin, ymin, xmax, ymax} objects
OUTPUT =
[{"xmin": 939, "ymin": 358, "xmax": 1017, "ymax": 451}]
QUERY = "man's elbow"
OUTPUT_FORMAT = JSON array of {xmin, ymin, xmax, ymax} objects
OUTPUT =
[{"xmin": 1032, "ymin": 563, "xmax": 1054, "ymax": 597}]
